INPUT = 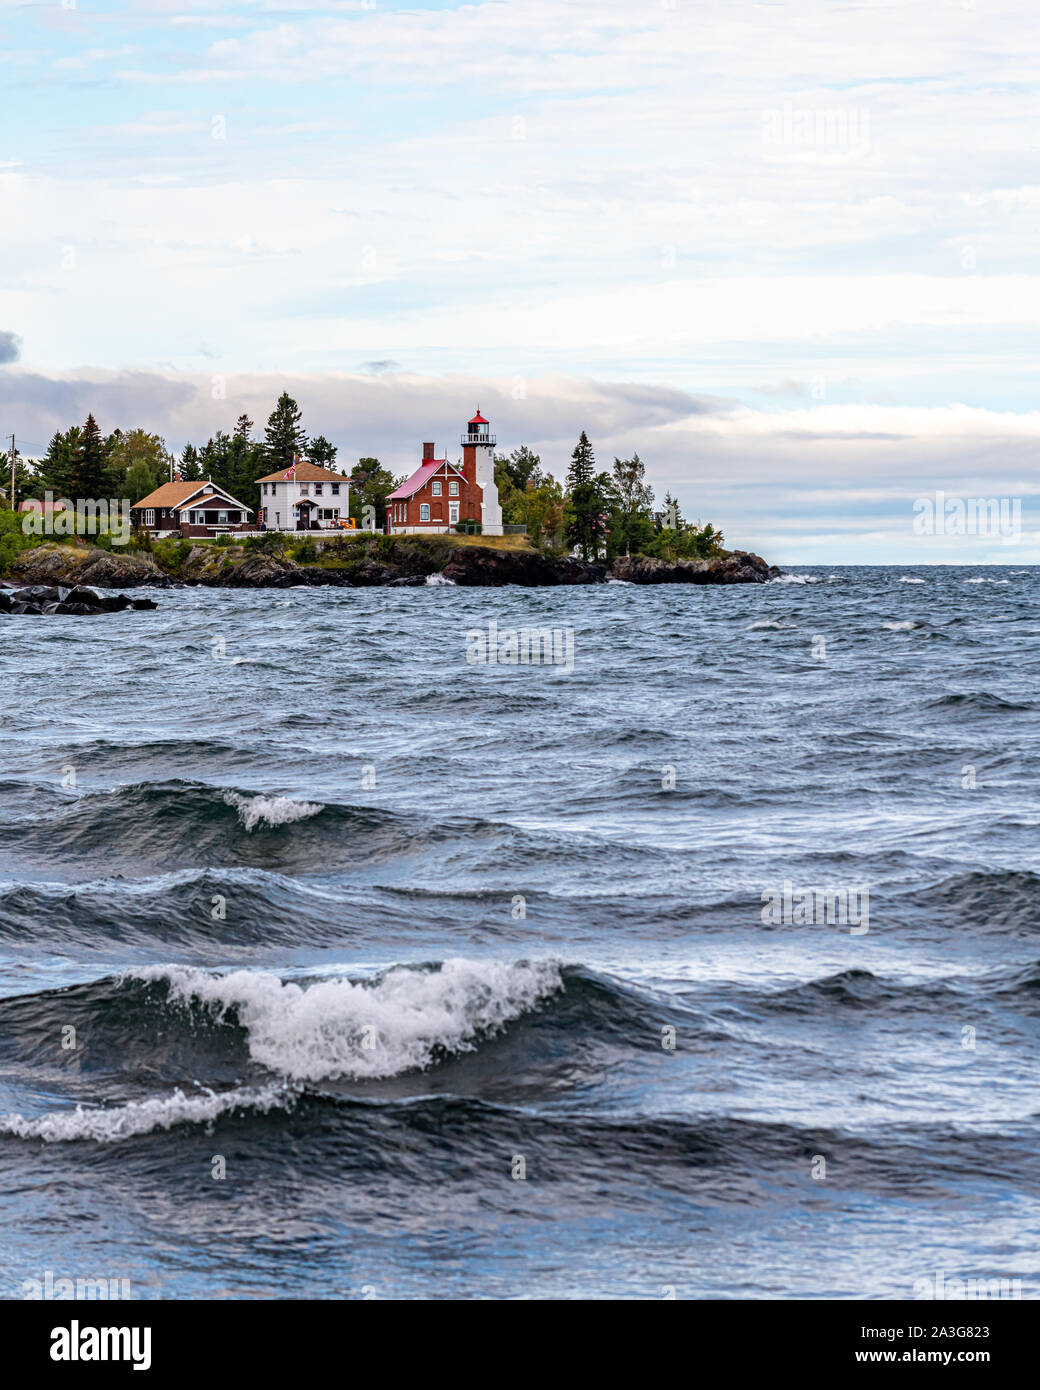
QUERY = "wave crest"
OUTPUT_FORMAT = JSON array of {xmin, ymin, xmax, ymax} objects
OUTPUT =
[{"xmin": 127, "ymin": 957, "xmax": 564, "ymax": 1082}]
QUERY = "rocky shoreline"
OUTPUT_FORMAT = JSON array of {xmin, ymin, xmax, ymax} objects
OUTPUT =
[
  {"xmin": 0, "ymin": 582, "xmax": 158, "ymax": 616},
  {"xmin": 4, "ymin": 539, "xmax": 780, "ymax": 591}
]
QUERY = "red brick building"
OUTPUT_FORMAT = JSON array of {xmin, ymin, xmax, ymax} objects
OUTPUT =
[{"xmin": 385, "ymin": 411, "xmax": 502, "ymax": 535}]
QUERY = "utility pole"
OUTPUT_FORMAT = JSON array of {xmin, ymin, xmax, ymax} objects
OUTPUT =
[{"xmin": 8, "ymin": 434, "xmax": 14, "ymax": 511}]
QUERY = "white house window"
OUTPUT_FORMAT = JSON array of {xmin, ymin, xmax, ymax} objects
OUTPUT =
[
  {"xmin": 449, "ymin": 479, "xmax": 459, "ymax": 496},
  {"xmin": 331, "ymin": 483, "xmax": 340, "ymax": 495},
  {"xmin": 314, "ymin": 483, "xmax": 323, "ymax": 495},
  {"xmin": 432, "ymin": 480, "xmax": 442, "ymax": 496},
  {"xmin": 299, "ymin": 483, "xmax": 309, "ymax": 495},
  {"xmin": 449, "ymin": 501, "xmax": 459, "ymax": 524},
  {"xmin": 218, "ymin": 511, "xmax": 228, "ymax": 524},
  {"xmin": 144, "ymin": 509, "xmax": 155, "ymax": 526},
  {"xmin": 420, "ymin": 503, "xmax": 430, "ymax": 521}
]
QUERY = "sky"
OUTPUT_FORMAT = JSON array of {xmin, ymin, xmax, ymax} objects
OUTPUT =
[{"xmin": 1, "ymin": 0, "xmax": 1038, "ymax": 563}]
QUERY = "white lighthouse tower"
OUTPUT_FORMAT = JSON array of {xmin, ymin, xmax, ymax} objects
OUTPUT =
[{"xmin": 461, "ymin": 409, "xmax": 503, "ymax": 536}]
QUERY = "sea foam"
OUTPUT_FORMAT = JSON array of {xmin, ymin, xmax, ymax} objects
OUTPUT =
[
  {"xmin": 222, "ymin": 792, "xmax": 325, "ymax": 832},
  {"xmin": 0, "ymin": 1083, "xmax": 289, "ymax": 1144},
  {"xmin": 128, "ymin": 958, "xmax": 564, "ymax": 1082}
]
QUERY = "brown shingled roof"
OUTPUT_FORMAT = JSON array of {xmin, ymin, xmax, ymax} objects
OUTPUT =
[
  {"xmin": 131, "ymin": 479, "xmax": 252, "ymax": 512},
  {"xmin": 256, "ymin": 461, "xmax": 349, "ymax": 484},
  {"xmin": 131, "ymin": 480, "xmax": 211, "ymax": 510}
]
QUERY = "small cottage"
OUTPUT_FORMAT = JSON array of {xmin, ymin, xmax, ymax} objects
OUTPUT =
[{"xmin": 130, "ymin": 479, "xmax": 254, "ymax": 537}]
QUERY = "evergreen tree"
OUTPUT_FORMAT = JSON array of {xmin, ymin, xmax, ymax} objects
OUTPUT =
[
  {"xmin": 264, "ymin": 392, "xmax": 307, "ymax": 473},
  {"xmin": 68, "ymin": 413, "xmax": 112, "ymax": 499},
  {"xmin": 39, "ymin": 426, "xmax": 82, "ymax": 497},
  {"xmin": 502, "ymin": 445, "xmax": 542, "ymax": 492},
  {"xmin": 179, "ymin": 444, "xmax": 202, "ymax": 481},
  {"xmin": 308, "ymin": 435, "xmax": 338, "ymax": 468},
  {"xmin": 199, "ymin": 432, "xmax": 232, "ymax": 490},
  {"xmin": 659, "ymin": 490, "xmax": 683, "ymax": 532},
  {"xmin": 0, "ymin": 446, "xmax": 38, "ymax": 508},
  {"xmin": 565, "ymin": 432, "xmax": 608, "ymax": 560}
]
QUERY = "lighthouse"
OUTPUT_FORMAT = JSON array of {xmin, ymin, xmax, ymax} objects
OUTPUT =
[{"xmin": 461, "ymin": 409, "xmax": 503, "ymax": 536}]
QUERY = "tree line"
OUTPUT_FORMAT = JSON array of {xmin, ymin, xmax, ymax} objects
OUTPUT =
[
  {"xmin": 4, "ymin": 392, "xmax": 401, "ymax": 528},
  {"xmin": 498, "ymin": 431, "xmax": 722, "ymax": 561},
  {"xmin": 2, "ymin": 395, "xmax": 722, "ymax": 558}
]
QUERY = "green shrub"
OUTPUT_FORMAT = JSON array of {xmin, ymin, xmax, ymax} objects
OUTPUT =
[
  {"xmin": 294, "ymin": 537, "xmax": 318, "ymax": 563},
  {"xmin": 244, "ymin": 531, "xmax": 288, "ymax": 556}
]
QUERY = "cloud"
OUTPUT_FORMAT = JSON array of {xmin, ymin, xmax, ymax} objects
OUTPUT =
[{"xmin": 0, "ymin": 331, "xmax": 21, "ymax": 364}]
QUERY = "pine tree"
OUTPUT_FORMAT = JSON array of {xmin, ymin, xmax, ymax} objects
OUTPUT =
[
  {"xmin": 179, "ymin": 444, "xmax": 202, "ymax": 481},
  {"xmin": 565, "ymin": 432, "xmax": 608, "ymax": 560},
  {"xmin": 264, "ymin": 392, "xmax": 307, "ymax": 473},
  {"xmin": 308, "ymin": 435, "xmax": 338, "ymax": 468},
  {"xmin": 503, "ymin": 445, "xmax": 542, "ymax": 491},
  {"xmin": 40, "ymin": 426, "xmax": 82, "ymax": 498},
  {"xmin": 0, "ymin": 446, "xmax": 38, "ymax": 508},
  {"xmin": 68, "ymin": 413, "xmax": 112, "ymax": 499}
]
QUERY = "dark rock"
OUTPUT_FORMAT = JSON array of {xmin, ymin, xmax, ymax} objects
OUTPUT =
[
  {"xmin": 77, "ymin": 552, "xmax": 168, "ymax": 589},
  {"xmin": 52, "ymin": 601, "xmax": 103, "ymax": 615},
  {"xmin": 64, "ymin": 585, "xmax": 103, "ymax": 607},
  {"xmin": 13, "ymin": 585, "xmax": 63, "ymax": 603},
  {"xmin": 216, "ymin": 553, "xmax": 301, "ymax": 588},
  {"xmin": 130, "ymin": 598, "xmax": 158, "ymax": 610},
  {"xmin": 7, "ymin": 545, "xmax": 171, "ymax": 589},
  {"xmin": 9, "ymin": 602, "xmax": 44, "ymax": 614},
  {"xmin": 440, "ymin": 548, "xmax": 605, "ymax": 587},
  {"xmin": 98, "ymin": 594, "xmax": 133, "ymax": 612},
  {"xmin": 608, "ymin": 550, "xmax": 778, "ymax": 585}
]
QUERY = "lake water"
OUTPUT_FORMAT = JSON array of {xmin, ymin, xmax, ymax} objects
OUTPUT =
[{"xmin": 1, "ymin": 565, "xmax": 1038, "ymax": 1299}]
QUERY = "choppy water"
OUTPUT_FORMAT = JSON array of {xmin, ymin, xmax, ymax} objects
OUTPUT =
[{"xmin": 1, "ymin": 565, "xmax": 1038, "ymax": 1299}]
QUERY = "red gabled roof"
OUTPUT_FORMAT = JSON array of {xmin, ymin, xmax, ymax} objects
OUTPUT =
[
  {"xmin": 387, "ymin": 460, "xmax": 450, "ymax": 500},
  {"xmin": 469, "ymin": 410, "xmax": 488, "ymax": 425}
]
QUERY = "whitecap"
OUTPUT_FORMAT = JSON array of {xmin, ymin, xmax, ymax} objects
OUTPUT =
[
  {"xmin": 899, "ymin": 576, "xmax": 925, "ymax": 584},
  {"xmin": 0, "ymin": 1083, "xmax": 290, "ymax": 1144},
  {"xmin": 425, "ymin": 573, "xmax": 457, "ymax": 586},
  {"xmin": 222, "ymin": 791, "xmax": 324, "ymax": 832},
  {"xmin": 127, "ymin": 958, "xmax": 564, "ymax": 1083}
]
